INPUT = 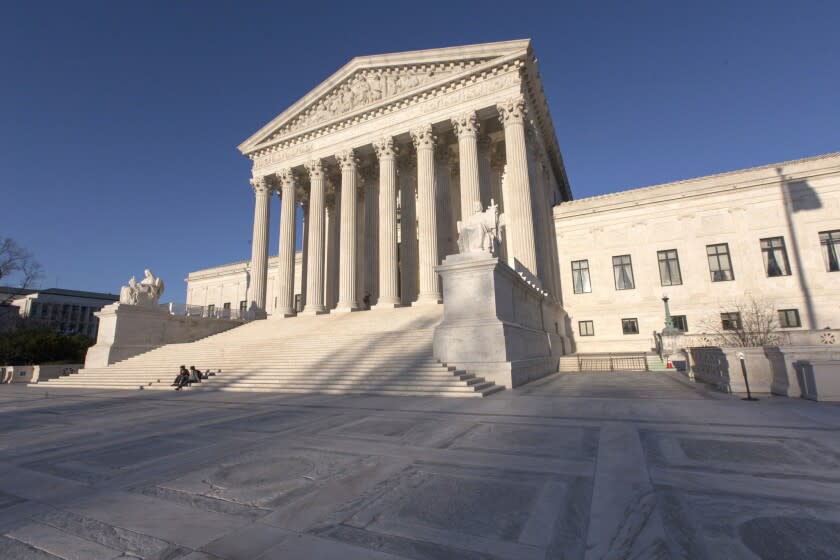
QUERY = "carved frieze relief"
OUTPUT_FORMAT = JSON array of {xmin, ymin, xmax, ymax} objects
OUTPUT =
[{"xmin": 269, "ymin": 60, "xmax": 489, "ymax": 141}]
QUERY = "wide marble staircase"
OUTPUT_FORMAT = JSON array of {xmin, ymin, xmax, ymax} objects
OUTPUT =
[{"xmin": 38, "ymin": 306, "xmax": 503, "ymax": 397}]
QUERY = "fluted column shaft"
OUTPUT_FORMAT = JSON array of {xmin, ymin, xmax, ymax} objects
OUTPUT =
[
  {"xmin": 303, "ymin": 160, "xmax": 327, "ymax": 314},
  {"xmin": 498, "ymin": 97, "xmax": 539, "ymax": 278},
  {"xmin": 276, "ymin": 169, "xmax": 297, "ymax": 316},
  {"xmin": 355, "ymin": 178, "xmax": 366, "ymax": 306},
  {"xmin": 325, "ymin": 187, "xmax": 340, "ymax": 309},
  {"xmin": 411, "ymin": 125, "xmax": 442, "ymax": 304},
  {"xmin": 335, "ymin": 149, "xmax": 359, "ymax": 312},
  {"xmin": 300, "ymin": 202, "xmax": 309, "ymax": 309},
  {"xmin": 453, "ymin": 112, "xmax": 482, "ymax": 217},
  {"xmin": 477, "ymin": 136, "xmax": 493, "ymax": 209},
  {"xmin": 399, "ymin": 156, "xmax": 418, "ymax": 305},
  {"xmin": 247, "ymin": 178, "xmax": 271, "ymax": 318},
  {"xmin": 435, "ymin": 142, "xmax": 455, "ymax": 260},
  {"xmin": 374, "ymin": 137, "xmax": 400, "ymax": 308},
  {"xmin": 364, "ymin": 169, "xmax": 379, "ymax": 306}
]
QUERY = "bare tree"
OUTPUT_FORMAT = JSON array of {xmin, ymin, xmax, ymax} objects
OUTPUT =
[
  {"xmin": 698, "ymin": 296, "xmax": 782, "ymax": 347},
  {"xmin": 0, "ymin": 238, "xmax": 42, "ymax": 302}
]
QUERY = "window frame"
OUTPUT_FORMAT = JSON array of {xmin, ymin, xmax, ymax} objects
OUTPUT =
[
  {"xmin": 571, "ymin": 259, "xmax": 592, "ymax": 294},
  {"xmin": 760, "ymin": 236, "xmax": 792, "ymax": 277},
  {"xmin": 778, "ymin": 309, "xmax": 802, "ymax": 328},
  {"xmin": 612, "ymin": 254, "xmax": 635, "ymax": 290},
  {"xmin": 720, "ymin": 312, "xmax": 742, "ymax": 331},
  {"xmin": 621, "ymin": 318, "xmax": 639, "ymax": 335},
  {"xmin": 657, "ymin": 249, "xmax": 683, "ymax": 286},
  {"xmin": 671, "ymin": 315, "xmax": 688, "ymax": 332},
  {"xmin": 819, "ymin": 229, "xmax": 840, "ymax": 272},
  {"xmin": 578, "ymin": 320, "xmax": 595, "ymax": 337},
  {"xmin": 707, "ymin": 243, "xmax": 735, "ymax": 282}
]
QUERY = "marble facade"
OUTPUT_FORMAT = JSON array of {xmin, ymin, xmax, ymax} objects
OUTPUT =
[{"xmin": 222, "ymin": 40, "xmax": 570, "ymax": 318}]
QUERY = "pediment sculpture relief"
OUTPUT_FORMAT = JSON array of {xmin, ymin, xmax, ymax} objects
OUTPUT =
[
  {"xmin": 119, "ymin": 269, "xmax": 165, "ymax": 306},
  {"xmin": 271, "ymin": 60, "xmax": 487, "ymax": 139}
]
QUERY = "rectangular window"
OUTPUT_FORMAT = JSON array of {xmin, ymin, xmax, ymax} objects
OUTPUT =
[
  {"xmin": 622, "ymin": 318, "xmax": 639, "ymax": 335},
  {"xmin": 612, "ymin": 255, "xmax": 635, "ymax": 290},
  {"xmin": 820, "ymin": 229, "xmax": 840, "ymax": 272},
  {"xmin": 223, "ymin": 302, "xmax": 231, "ymax": 310},
  {"xmin": 571, "ymin": 260, "xmax": 592, "ymax": 294},
  {"xmin": 707, "ymin": 243, "xmax": 735, "ymax": 282},
  {"xmin": 760, "ymin": 237, "xmax": 791, "ymax": 277},
  {"xmin": 657, "ymin": 249, "xmax": 682, "ymax": 286},
  {"xmin": 672, "ymin": 315, "xmax": 688, "ymax": 332},
  {"xmin": 206, "ymin": 304, "xmax": 215, "ymax": 317},
  {"xmin": 721, "ymin": 312, "xmax": 741, "ymax": 331},
  {"xmin": 239, "ymin": 300, "xmax": 247, "ymax": 313},
  {"xmin": 579, "ymin": 320, "xmax": 594, "ymax": 336},
  {"xmin": 778, "ymin": 309, "xmax": 801, "ymax": 328}
]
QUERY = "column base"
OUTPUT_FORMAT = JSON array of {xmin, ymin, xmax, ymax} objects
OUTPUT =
[
  {"xmin": 333, "ymin": 302, "xmax": 360, "ymax": 313},
  {"xmin": 372, "ymin": 298, "xmax": 402, "ymax": 310},
  {"xmin": 413, "ymin": 295, "xmax": 443, "ymax": 306},
  {"xmin": 300, "ymin": 305, "xmax": 329, "ymax": 316},
  {"xmin": 272, "ymin": 308, "xmax": 297, "ymax": 319}
]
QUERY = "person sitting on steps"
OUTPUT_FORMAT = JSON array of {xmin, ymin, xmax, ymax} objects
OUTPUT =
[
  {"xmin": 188, "ymin": 366, "xmax": 201, "ymax": 384},
  {"xmin": 174, "ymin": 366, "xmax": 190, "ymax": 390}
]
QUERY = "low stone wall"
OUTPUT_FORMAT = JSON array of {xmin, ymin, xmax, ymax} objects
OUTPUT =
[
  {"xmin": 84, "ymin": 303, "xmax": 241, "ymax": 368},
  {"xmin": 433, "ymin": 253, "xmax": 565, "ymax": 388},
  {"xmin": 765, "ymin": 345, "xmax": 840, "ymax": 399},
  {"xmin": 688, "ymin": 347, "xmax": 775, "ymax": 394}
]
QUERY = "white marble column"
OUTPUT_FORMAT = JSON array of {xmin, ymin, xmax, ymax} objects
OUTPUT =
[
  {"xmin": 303, "ymin": 160, "xmax": 327, "ymax": 314},
  {"xmin": 276, "ymin": 169, "xmax": 297, "ymax": 317},
  {"xmin": 364, "ymin": 163, "xmax": 380, "ymax": 307},
  {"xmin": 374, "ymin": 136, "xmax": 400, "ymax": 308},
  {"xmin": 477, "ymin": 135, "xmax": 493, "ymax": 209},
  {"xmin": 449, "ymin": 159, "xmax": 461, "ymax": 243},
  {"xmin": 247, "ymin": 177, "xmax": 271, "ymax": 319},
  {"xmin": 355, "ymin": 171, "xmax": 366, "ymax": 308},
  {"xmin": 300, "ymin": 199, "xmax": 309, "ymax": 310},
  {"xmin": 452, "ymin": 111, "xmax": 482, "ymax": 217},
  {"xmin": 325, "ymin": 183, "xmax": 340, "ymax": 310},
  {"xmin": 498, "ymin": 97, "xmax": 539, "ymax": 278},
  {"xmin": 335, "ymin": 149, "xmax": 359, "ymax": 312},
  {"xmin": 435, "ymin": 140, "xmax": 454, "ymax": 261},
  {"xmin": 399, "ymin": 154, "xmax": 418, "ymax": 305},
  {"xmin": 411, "ymin": 125, "xmax": 442, "ymax": 305}
]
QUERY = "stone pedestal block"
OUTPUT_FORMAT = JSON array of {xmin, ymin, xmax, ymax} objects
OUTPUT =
[
  {"xmin": 85, "ymin": 303, "xmax": 240, "ymax": 368},
  {"xmin": 433, "ymin": 252, "xmax": 564, "ymax": 388}
]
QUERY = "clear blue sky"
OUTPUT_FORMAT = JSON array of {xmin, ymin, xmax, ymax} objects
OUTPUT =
[{"xmin": 2, "ymin": 0, "xmax": 838, "ymax": 299}]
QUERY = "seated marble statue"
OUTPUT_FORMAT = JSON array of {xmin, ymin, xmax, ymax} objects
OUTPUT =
[
  {"xmin": 456, "ymin": 200, "xmax": 504, "ymax": 256},
  {"xmin": 119, "ymin": 269, "xmax": 165, "ymax": 306}
]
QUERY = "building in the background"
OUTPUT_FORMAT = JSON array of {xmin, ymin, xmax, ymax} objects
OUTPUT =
[
  {"xmin": 6, "ymin": 288, "xmax": 119, "ymax": 338},
  {"xmin": 555, "ymin": 152, "xmax": 840, "ymax": 353},
  {"xmin": 186, "ymin": 254, "xmax": 304, "ymax": 316}
]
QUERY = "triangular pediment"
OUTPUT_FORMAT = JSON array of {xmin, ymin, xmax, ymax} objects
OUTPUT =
[{"xmin": 239, "ymin": 39, "xmax": 531, "ymax": 154}]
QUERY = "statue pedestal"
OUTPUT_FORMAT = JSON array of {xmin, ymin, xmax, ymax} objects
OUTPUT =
[
  {"xmin": 433, "ymin": 252, "xmax": 564, "ymax": 388},
  {"xmin": 84, "ymin": 303, "xmax": 241, "ymax": 368}
]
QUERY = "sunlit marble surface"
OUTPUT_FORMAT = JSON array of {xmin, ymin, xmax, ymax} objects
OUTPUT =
[{"xmin": 1, "ymin": 371, "xmax": 839, "ymax": 559}]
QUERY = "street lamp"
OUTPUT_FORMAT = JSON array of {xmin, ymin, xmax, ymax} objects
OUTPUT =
[{"xmin": 661, "ymin": 293, "xmax": 680, "ymax": 336}]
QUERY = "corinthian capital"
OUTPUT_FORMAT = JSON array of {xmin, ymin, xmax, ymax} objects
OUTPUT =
[
  {"xmin": 410, "ymin": 125, "xmax": 436, "ymax": 150},
  {"xmin": 250, "ymin": 176, "xmax": 270, "ymax": 195},
  {"xmin": 278, "ymin": 168, "xmax": 297, "ymax": 191},
  {"xmin": 373, "ymin": 136, "xmax": 398, "ymax": 160},
  {"xmin": 305, "ymin": 159, "xmax": 324, "ymax": 180},
  {"xmin": 451, "ymin": 111, "xmax": 479, "ymax": 137},
  {"xmin": 497, "ymin": 96, "xmax": 527, "ymax": 126},
  {"xmin": 335, "ymin": 148, "xmax": 358, "ymax": 172}
]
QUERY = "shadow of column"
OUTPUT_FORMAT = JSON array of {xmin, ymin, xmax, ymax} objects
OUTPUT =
[{"xmin": 776, "ymin": 167, "xmax": 821, "ymax": 330}]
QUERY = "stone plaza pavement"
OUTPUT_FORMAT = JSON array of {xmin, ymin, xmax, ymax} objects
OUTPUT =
[{"xmin": 0, "ymin": 372, "xmax": 839, "ymax": 559}]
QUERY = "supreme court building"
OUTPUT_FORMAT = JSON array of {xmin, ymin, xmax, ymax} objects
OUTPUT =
[{"xmin": 187, "ymin": 40, "xmax": 840, "ymax": 355}]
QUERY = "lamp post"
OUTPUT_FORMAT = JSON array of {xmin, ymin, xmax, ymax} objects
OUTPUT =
[{"xmin": 661, "ymin": 294, "xmax": 680, "ymax": 336}]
